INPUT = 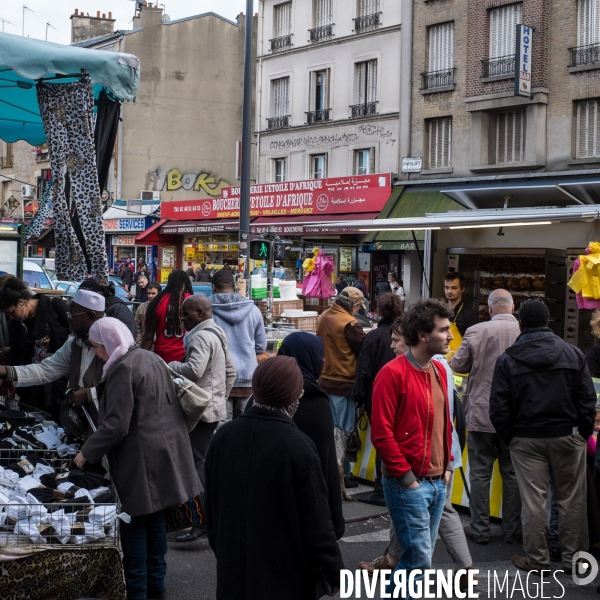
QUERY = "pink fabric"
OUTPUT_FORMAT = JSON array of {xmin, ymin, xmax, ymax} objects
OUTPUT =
[
  {"xmin": 588, "ymin": 435, "xmax": 597, "ymax": 457},
  {"xmin": 89, "ymin": 317, "xmax": 135, "ymax": 378},
  {"xmin": 301, "ymin": 253, "xmax": 336, "ymax": 298}
]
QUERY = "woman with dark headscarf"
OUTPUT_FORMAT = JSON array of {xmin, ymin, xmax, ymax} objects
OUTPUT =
[
  {"xmin": 205, "ymin": 356, "xmax": 344, "ymax": 600},
  {"xmin": 277, "ymin": 332, "xmax": 345, "ymax": 539}
]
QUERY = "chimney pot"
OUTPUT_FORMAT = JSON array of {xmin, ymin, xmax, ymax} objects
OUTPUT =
[
  {"xmin": 96, "ymin": 10, "xmax": 100, "ymax": 17},
  {"xmin": 108, "ymin": 11, "xmax": 112, "ymax": 18},
  {"xmin": 74, "ymin": 8, "xmax": 79, "ymax": 15},
  {"xmin": 102, "ymin": 13, "xmax": 106, "ymax": 18}
]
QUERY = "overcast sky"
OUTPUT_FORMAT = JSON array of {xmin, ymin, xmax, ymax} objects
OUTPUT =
[{"xmin": 0, "ymin": 0, "xmax": 257, "ymax": 45}]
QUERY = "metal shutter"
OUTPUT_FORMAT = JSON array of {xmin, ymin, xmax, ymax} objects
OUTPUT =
[
  {"xmin": 272, "ymin": 78, "xmax": 290, "ymax": 117},
  {"xmin": 315, "ymin": 0, "xmax": 332, "ymax": 27},
  {"xmin": 274, "ymin": 2, "xmax": 292, "ymax": 38},
  {"xmin": 429, "ymin": 118, "xmax": 452, "ymax": 168},
  {"xmin": 428, "ymin": 23, "xmax": 454, "ymax": 72},
  {"xmin": 359, "ymin": 0, "xmax": 380, "ymax": 17},
  {"xmin": 489, "ymin": 4, "xmax": 522, "ymax": 58},
  {"xmin": 578, "ymin": 0, "xmax": 600, "ymax": 46},
  {"xmin": 497, "ymin": 110, "xmax": 525, "ymax": 163},
  {"xmin": 577, "ymin": 100, "xmax": 600, "ymax": 158}
]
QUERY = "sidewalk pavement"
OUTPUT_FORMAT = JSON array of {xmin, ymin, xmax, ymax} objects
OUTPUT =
[{"xmin": 343, "ymin": 481, "xmax": 389, "ymax": 523}]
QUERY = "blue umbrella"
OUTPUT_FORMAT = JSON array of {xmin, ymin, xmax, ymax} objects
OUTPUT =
[{"xmin": 0, "ymin": 31, "xmax": 140, "ymax": 144}]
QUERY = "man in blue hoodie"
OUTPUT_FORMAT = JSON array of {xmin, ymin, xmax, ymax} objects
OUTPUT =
[{"xmin": 211, "ymin": 269, "xmax": 267, "ymax": 420}]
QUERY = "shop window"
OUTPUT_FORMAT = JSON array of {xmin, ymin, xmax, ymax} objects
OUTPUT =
[
  {"xmin": 273, "ymin": 158, "xmax": 287, "ymax": 182},
  {"xmin": 576, "ymin": 99, "xmax": 600, "ymax": 158},
  {"xmin": 311, "ymin": 154, "xmax": 327, "ymax": 179},
  {"xmin": 428, "ymin": 117, "xmax": 452, "ymax": 169},
  {"xmin": 489, "ymin": 4, "xmax": 522, "ymax": 59},
  {"xmin": 354, "ymin": 148, "xmax": 374, "ymax": 175},
  {"xmin": 497, "ymin": 109, "xmax": 525, "ymax": 164}
]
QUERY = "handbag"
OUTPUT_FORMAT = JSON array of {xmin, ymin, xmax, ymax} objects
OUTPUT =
[
  {"xmin": 59, "ymin": 401, "xmax": 88, "ymax": 438},
  {"xmin": 166, "ymin": 365, "xmax": 212, "ymax": 432},
  {"xmin": 165, "ymin": 496, "xmax": 205, "ymax": 533},
  {"xmin": 345, "ymin": 404, "xmax": 367, "ymax": 463}
]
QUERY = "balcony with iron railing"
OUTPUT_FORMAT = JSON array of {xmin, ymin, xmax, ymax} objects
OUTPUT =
[
  {"xmin": 481, "ymin": 55, "xmax": 515, "ymax": 79},
  {"xmin": 270, "ymin": 34, "xmax": 293, "ymax": 52},
  {"xmin": 569, "ymin": 43, "xmax": 600, "ymax": 70},
  {"xmin": 353, "ymin": 12, "xmax": 381, "ymax": 33},
  {"xmin": 350, "ymin": 102, "xmax": 378, "ymax": 119},
  {"xmin": 267, "ymin": 115, "xmax": 291, "ymax": 130},
  {"xmin": 309, "ymin": 24, "xmax": 334, "ymax": 43},
  {"xmin": 305, "ymin": 109, "xmax": 332, "ymax": 124},
  {"xmin": 420, "ymin": 68, "xmax": 456, "ymax": 92}
]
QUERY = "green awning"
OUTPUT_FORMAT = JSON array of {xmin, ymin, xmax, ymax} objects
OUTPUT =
[{"xmin": 365, "ymin": 189, "xmax": 464, "ymax": 244}]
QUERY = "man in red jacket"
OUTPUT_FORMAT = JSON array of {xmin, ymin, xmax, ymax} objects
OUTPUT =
[{"xmin": 371, "ymin": 299, "xmax": 455, "ymax": 591}]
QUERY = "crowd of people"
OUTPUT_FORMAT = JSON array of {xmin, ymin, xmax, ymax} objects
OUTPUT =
[{"xmin": 1, "ymin": 266, "xmax": 600, "ymax": 599}]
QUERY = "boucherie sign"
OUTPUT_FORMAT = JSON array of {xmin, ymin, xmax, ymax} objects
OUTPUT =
[{"xmin": 161, "ymin": 173, "xmax": 391, "ymax": 221}]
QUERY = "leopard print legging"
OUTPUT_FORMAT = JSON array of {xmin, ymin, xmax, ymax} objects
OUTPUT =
[{"xmin": 33, "ymin": 77, "xmax": 109, "ymax": 284}]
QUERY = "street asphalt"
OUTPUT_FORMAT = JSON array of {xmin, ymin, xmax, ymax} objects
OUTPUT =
[{"xmin": 164, "ymin": 496, "xmax": 600, "ymax": 599}]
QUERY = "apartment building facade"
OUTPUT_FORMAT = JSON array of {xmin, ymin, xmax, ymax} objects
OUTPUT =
[{"xmin": 255, "ymin": 0, "xmax": 403, "ymax": 183}]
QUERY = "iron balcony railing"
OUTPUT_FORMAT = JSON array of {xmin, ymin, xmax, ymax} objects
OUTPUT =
[
  {"xmin": 305, "ymin": 108, "xmax": 332, "ymax": 124},
  {"xmin": 568, "ymin": 43, "xmax": 600, "ymax": 67},
  {"xmin": 481, "ymin": 54, "xmax": 515, "ymax": 78},
  {"xmin": 269, "ymin": 34, "xmax": 292, "ymax": 52},
  {"xmin": 353, "ymin": 12, "xmax": 381, "ymax": 33},
  {"xmin": 350, "ymin": 102, "xmax": 378, "ymax": 118},
  {"xmin": 267, "ymin": 115, "xmax": 290, "ymax": 130},
  {"xmin": 309, "ymin": 24, "xmax": 334, "ymax": 43},
  {"xmin": 420, "ymin": 68, "xmax": 456, "ymax": 90}
]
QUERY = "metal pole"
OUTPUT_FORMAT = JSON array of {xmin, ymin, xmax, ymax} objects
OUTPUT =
[
  {"xmin": 237, "ymin": 0, "xmax": 254, "ymax": 296},
  {"xmin": 266, "ymin": 240, "xmax": 274, "ymax": 325}
]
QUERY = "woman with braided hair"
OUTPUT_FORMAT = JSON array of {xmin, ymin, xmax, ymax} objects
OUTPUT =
[{"xmin": 141, "ymin": 269, "xmax": 193, "ymax": 362}]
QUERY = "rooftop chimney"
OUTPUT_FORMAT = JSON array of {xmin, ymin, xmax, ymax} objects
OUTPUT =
[
  {"xmin": 74, "ymin": 8, "xmax": 79, "ymax": 15},
  {"xmin": 71, "ymin": 9, "xmax": 116, "ymax": 43}
]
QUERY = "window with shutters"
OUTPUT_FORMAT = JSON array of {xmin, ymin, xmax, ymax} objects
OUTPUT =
[
  {"xmin": 422, "ymin": 23, "xmax": 455, "ymax": 90},
  {"xmin": 484, "ymin": 4, "xmax": 521, "ymax": 77},
  {"xmin": 497, "ymin": 110, "xmax": 525, "ymax": 164},
  {"xmin": 272, "ymin": 2, "xmax": 292, "ymax": 51},
  {"xmin": 355, "ymin": 0, "xmax": 380, "ymax": 32},
  {"xmin": 354, "ymin": 149, "xmax": 374, "ymax": 175},
  {"xmin": 0, "ymin": 142, "xmax": 13, "ymax": 168},
  {"xmin": 268, "ymin": 78, "xmax": 290, "ymax": 129},
  {"xmin": 428, "ymin": 118, "xmax": 452, "ymax": 169},
  {"xmin": 352, "ymin": 60, "xmax": 378, "ymax": 117},
  {"xmin": 571, "ymin": 0, "xmax": 600, "ymax": 67},
  {"xmin": 311, "ymin": 0, "xmax": 333, "ymax": 42},
  {"xmin": 576, "ymin": 100, "xmax": 600, "ymax": 158}
]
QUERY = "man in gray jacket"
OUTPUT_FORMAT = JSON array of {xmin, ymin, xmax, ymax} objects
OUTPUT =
[
  {"xmin": 169, "ymin": 294, "xmax": 236, "ymax": 543},
  {"xmin": 452, "ymin": 289, "xmax": 522, "ymax": 545}
]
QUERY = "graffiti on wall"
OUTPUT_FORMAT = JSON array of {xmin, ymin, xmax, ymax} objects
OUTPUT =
[{"xmin": 154, "ymin": 168, "xmax": 231, "ymax": 197}]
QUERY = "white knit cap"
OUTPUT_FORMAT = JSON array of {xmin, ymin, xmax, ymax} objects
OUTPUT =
[{"xmin": 71, "ymin": 289, "xmax": 105, "ymax": 312}]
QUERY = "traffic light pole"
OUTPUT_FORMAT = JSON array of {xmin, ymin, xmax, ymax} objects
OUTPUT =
[{"xmin": 237, "ymin": 0, "xmax": 254, "ymax": 295}]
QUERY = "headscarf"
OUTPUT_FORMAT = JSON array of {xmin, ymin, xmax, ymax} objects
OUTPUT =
[
  {"xmin": 89, "ymin": 317, "xmax": 135, "ymax": 377},
  {"xmin": 277, "ymin": 332, "xmax": 324, "ymax": 384},
  {"xmin": 251, "ymin": 356, "xmax": 304, "ymax": 419}
]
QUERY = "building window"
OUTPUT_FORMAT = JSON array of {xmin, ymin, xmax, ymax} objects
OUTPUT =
[
  {"xmin": 351, "ymin": 60, "xmax": 377, "ymax": 117},
  {"xmin": 428, "ymin": 118, "xmax": 452, "ymax": 169},
  {"xmin": 483, "ymin": 4, "xmax": 522, "ymax": 77},
  {"xmin": 274, "ymin": 158, "xmax": 287, "ymax": 182},
  {"xmin": 354, "ymin": 148, "xmax": 374, "ymax": 175},
  {"xmin": 576, "ymin": 99, "xmax": 600, "ymax": 158},
  {"xmin": 571, "ymin": 0, "xmax": 600, "ymax": 66},
  {"xmin": 311, "ymin": 154, "xmax": 327, "ymax": 179},
  {"xmin": 0, "ymin": 142, "xmax": 13, "ymax": 168},
  {"xmin": 311, "ymin": 0, "xmax": 334, "ymax": 42},
  {"xmin": 422, "ymin": 23, "xmax": 455, "ymax": 90},
  {"xmin": 306, "ymin": 70, "xmax": 331, "ymax": 123},
  {"xmin": 497, "ymin": 109, "xmax": 525, "ymax": 164},
  {"xmin": 271, "ymin": 2, "xmax": 293, "ymax": 51},
  {"xmin": 355, "ymin": 0, "xmax": 380, "ymax": 32},
  {"xmin": 36, "ymin": 169, "xmax": 52, "ymax": 200},
  {"xmin": 268, "ymin": 77, "xmax": 290, "ymax": 129}
]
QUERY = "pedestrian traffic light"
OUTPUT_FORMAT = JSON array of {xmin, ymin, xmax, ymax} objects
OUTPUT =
[
  {"xmin": 273, "ymin": 239, "xmax": 292, "ymax": 261},
  {"xmin": 250, "ymin": 238, "xmax": 271, "ymax": 260}
]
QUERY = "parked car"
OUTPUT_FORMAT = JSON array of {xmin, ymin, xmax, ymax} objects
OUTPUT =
[
  {"xmin": 54, "ymin": 280, "xmax": 131, "ymax": 303},
  {"xmin": 22, "ymin": 260, "xmax": 56, "ymax": 290},
  {"xmin": 192, "ymin": 283, "xmax": 212, "ymax": 298}
]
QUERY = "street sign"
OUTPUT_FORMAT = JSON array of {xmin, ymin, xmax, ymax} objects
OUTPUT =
[
  {"xmin": 250, "ymin": 239, "xmax": 270, "ymax": 260},
  {"xmin": 402, "ymin": 157, "xmax": 423, "ymax": 173},
  {"xmin": 515, "ymin": 24, "xmax": 532, "ymax": 98}
]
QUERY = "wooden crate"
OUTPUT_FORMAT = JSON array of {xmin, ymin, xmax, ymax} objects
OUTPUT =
[
  {"xmin": 257, "ymin": 299, "xmax": 303, "ymax": 317},
  {"xmin": 280, "ymin": 316, "xmax": 318, "ymax": 332},
  {"xmin": 302, "ymin": 296, "xmax": 332, "ymax": 315}
]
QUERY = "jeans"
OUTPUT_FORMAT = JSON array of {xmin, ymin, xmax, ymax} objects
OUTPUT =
[
  {"xmin": 120, "ymin": 510, "xmax": 168, "ymax": 600},
  {"xmin": 226, "ymin": 396, "xmax": 250, "ymax": 421},
  {"xmin": 330, "ymin": 394, "xmax": 355, "ymax": 476},
  {"xmin": 383, "ymin": 476, "xmax": 446, "ymax": 599}
]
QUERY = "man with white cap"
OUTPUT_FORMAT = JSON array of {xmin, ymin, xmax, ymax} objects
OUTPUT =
[{"xmin": 0, "ymin": 289, "xmax": 107, "ymax": 413}]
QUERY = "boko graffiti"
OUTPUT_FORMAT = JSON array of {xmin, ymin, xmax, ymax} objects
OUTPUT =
[{"xmin": 154, "ymin": 168, "xmax": 231, "ymax": 197}]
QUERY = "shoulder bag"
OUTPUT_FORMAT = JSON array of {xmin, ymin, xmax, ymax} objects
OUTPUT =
[{"xmin": 165, "ymin": 364, "xmax": 212, "ymax": 432}]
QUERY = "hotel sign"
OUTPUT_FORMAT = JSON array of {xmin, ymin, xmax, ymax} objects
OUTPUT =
[{"xmin": 515, "ymin": 24, "xmax": 532, "ymax": 98}]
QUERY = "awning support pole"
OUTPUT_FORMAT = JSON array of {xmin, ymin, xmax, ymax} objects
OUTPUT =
[{"xmin": 411, "ymin": 229, "xmax": 431, "ymax": 297}]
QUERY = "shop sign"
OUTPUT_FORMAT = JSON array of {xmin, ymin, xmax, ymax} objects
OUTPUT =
[
  {"xmin": 161, "ymin": 173, "xmax": 392, "ymax": 221},
  {"xmin": 249, "ymin": 223, "xmax": 366, "ymax": 236},
  {"xmin": 112, "ymin": 235, "xmax": 137, "ymax": 246},
  {"xmin": 515, "ymin": 24, "xmax": 532, "ymax": 98},
  {"xmin": 104, "ymin": 218, "xmax": 146, "ymax": 232},
  {"xmin": 402, "ymin": 157, "xmax": 422, "ymax": 173},
  {"xmin": 160, "ymin": 222, "xmax": 239, "ymax": 235}
]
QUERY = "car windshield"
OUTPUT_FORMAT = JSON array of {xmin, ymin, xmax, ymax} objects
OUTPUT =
[{"xmin": 23, "ymin": 270, "xmax": 52, "ymax": 290}]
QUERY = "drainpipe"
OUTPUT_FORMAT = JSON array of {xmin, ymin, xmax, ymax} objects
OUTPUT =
[
  {"xmin": 398, "ymin": 0, "xmax": 413, "ymax": 180},
  {"xmin": 255, "ymin": 1, "xmax": 265, "ymax": 186}
]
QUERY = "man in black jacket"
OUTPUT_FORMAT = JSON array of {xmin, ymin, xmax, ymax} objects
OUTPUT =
[{"xmin": 490, "ymin": 299, "xmax": 596, "ymax": 575}]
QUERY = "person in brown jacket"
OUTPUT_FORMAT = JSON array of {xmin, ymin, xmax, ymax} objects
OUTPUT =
[
  {"xmin": 316, "ymin": 286, "xmax": 366, "ymax": 486},
  {"xmin": 452, "ymin": 288, "xmax": 522, "ymax": 545}
]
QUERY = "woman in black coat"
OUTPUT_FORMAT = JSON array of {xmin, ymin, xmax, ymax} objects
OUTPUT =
[
  {"xmin": 277, "ymin": 331, "xmax": 345, "ymax": 539},
  {"xmin": 0, "ymin": 277, "xmax": 70, "ymax": 410},
  {"xmin": 205, "ymin": 356, "xmax": 344, "ymax": 600}
]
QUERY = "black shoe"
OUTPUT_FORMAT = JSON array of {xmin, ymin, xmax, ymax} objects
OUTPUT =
[
  {"xmin": 147, "ymin": 589, "xmax": 167, "ymax": 600},
  {"xmin": 356, "ymin": 491, "xmax": 387, "ymax": 507},
  {"xmin": 549, "ymin": 548, "xmax": 562, "ymax": 562},
  {"xmin": 175, "ymin": 525, "xmax": 207, "ymax": 543},
  {"xmin": 344, "ymin": 475, "xmax": 359, "ymax": 489}
]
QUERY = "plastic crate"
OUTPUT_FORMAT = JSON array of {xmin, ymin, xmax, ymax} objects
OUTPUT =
[{"xmin": 257, "ymin": 299, "xmax": 303, "ymax": 317}]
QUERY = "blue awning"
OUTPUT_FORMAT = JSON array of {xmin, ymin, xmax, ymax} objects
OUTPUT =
[{"xmin": 0, "ymin": 32, "xmax": 140, "ymax": 145}]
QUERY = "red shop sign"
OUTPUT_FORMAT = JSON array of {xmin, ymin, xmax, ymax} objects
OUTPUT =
[{"xmin": 161, "ymin": 173, "xmax": 391, "ymax": 221}]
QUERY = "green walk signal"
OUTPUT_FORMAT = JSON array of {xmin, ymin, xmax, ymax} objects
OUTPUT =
[{"xmin": 250, "ymin": 238, "xmax": 271, "ymax": 260}]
